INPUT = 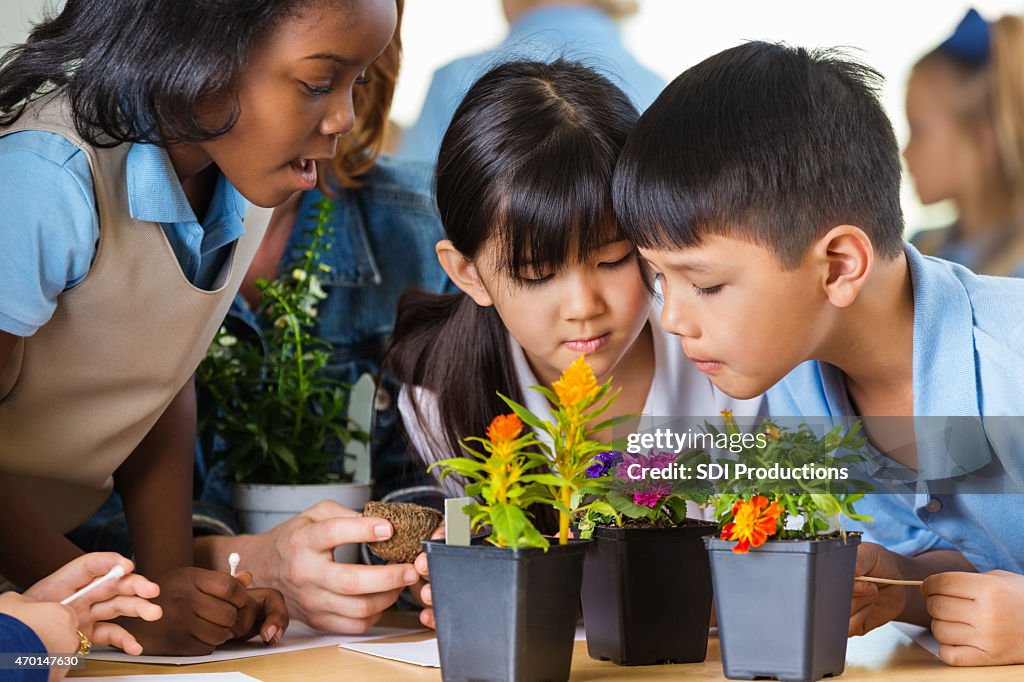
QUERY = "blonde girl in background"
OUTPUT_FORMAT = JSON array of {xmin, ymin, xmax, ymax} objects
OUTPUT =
[{"xmin": 905, "ymin": 9, "xmax": 1024, "ymax": 276}]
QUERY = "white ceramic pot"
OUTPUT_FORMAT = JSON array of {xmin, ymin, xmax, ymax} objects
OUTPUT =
[{"xmin": 231, "ymin": 482, "xmax": 373, "ymax": 564}]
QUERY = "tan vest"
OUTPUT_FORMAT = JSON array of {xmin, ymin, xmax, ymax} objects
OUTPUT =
[{"xmin": 0, "ymin": 93, "xmax": 266, "ymax": 532}]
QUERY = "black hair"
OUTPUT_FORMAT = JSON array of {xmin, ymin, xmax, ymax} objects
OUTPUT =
[
  {"xmin": 613, "ymin": 41, "xmax": 905, "ymax": 268},
  {"xmin": 384, "ymin": 59, "xmax": 638, "ymax": 511},
  {"xmin": 0, "ymin": 0, "xmax": 337, "ymax": 146}
]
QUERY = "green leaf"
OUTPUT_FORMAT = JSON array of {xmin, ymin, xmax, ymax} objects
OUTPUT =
[
  {"xmin": 586, "ymin": 414, "xmax": 635, "ymax": 435},
  {"xmin": 520, "ymin": 473, "xmax": 564, "ymax": 487},
  {"xmin": 490, "ymin": 503, "xmax": 528, "ymax": 549},
  {"xmin": 498, "ymin": 393, "xmax": 551, "ymax": 433},
  {"xmin": 606, "ymin": 492, "xmax": 649, "ymax": 520}
]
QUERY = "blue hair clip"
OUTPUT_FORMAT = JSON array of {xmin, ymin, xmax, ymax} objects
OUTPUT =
[{"xmin": 938, "ymin": 8, "xmax": 990, "ymax": 66}]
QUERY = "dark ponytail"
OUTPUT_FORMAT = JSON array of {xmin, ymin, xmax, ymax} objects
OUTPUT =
[
  {"xmin": 384, "ymin": 59, "xmax": 638, "ymax": 518},
  {"xmin": 389, "ymin": 289, "xmax": 523, "ymax": 471}
]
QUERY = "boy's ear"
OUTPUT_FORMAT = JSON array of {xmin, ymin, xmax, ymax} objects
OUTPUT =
[
  {"xmin": 436, "ymin": 240, "xmax": 494, "ymax": 306},
  {"xmin": 813, "ymin": 226, "xmax": 874, "ymax": 308}
]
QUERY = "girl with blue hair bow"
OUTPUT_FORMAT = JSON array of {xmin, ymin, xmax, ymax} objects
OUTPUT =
[
  {"xmin": 904, "ymin": 12, "xmax": 1024, "ymax": 665},
  {"xmin": 904, "ymin": 9, "xmax": 1024, "ymax": 277}
]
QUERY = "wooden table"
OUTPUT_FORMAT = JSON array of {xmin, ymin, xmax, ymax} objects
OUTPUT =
[{"xmin": 72, "ymin": 621, "xmax": 1023, "ymax": 681}]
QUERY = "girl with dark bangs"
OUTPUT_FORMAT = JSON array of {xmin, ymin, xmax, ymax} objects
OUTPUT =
[
  {"xmin": 0, "ymin": 0, "xmax": 395, "ymax": 655},
  {"xmin": 386, "ymin": 59, "xmax": 763, "ymax": 533}
]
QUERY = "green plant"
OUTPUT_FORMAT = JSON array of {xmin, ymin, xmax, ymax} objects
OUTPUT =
[
  {"xmin": 501, "ymin": 355, "xmax": 630, "ymax": 545},
  {"xmin": 709, "ymin": 413, "xmax": 873, "ymax": 553},
  {"xmin": 431, "ymin": 355, "xmax": 625, "ymax": 548},
  {"xmin": 574, "ymin": 448, "xmax": 714, "ymax": 539},
  {"xmin": 431, "ymin": 413, "xmax": 553, "ymax": 549},
  {"xmin": 197, "ymin": 197, "xmax": 367, "ymax": 485}
]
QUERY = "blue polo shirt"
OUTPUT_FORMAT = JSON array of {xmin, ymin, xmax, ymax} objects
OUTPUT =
[
  {"xmin": 0, "ymin": 130, "xmax": 248, "ymax": 337},
  {"xmin": 768, "ymin": 244, "xmax": 1024, "ymax": 572}
]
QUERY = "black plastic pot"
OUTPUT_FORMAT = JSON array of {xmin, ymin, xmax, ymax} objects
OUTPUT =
[
  {"xmin": 423, "ymin": 537, "xmax": 588, "ymax": 682},
  {"xmin": 706, "ymin": 534, "xmax": 861, "ymax": 682},
  {"xmin": 580, "ymin": 522, "xmax": 716, "ymax": 665}
]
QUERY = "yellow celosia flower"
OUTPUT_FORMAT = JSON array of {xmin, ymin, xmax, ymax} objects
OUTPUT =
[
  {"xmin": 553, "ymin": 355, "xmax": 599, "ymax": 408},
  {"xmin": 721, "ymin": 409, "xmax": 736, "ymax": 429}
]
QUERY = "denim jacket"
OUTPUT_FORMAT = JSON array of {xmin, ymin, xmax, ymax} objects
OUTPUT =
[
  {"xmin": 202, "ymin": 156, "xmax": 453, "ymax": 505},
  {"xmin": 69, "ymin": 158, "xmax": 451, "ymax": 553}
]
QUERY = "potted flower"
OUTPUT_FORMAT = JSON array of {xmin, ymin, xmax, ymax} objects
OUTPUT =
[
  {"xmin": 705, "ymin": 414, "xmax": 872, "ymax": 682},
  {"xmin": 424, "ymin": 355, "xmax": 614, "ymax": 682},
  {"xmin": 197, "ymin": 197, "xmax": 371, "ymax": 561},
  {"xmin": 575, "ymin": 447, "xmax": 718, "ymax": 665}
]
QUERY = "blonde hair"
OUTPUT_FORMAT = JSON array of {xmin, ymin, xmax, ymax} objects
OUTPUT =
[
  {"xmin": 323, "ymin": 0, "xmax": 403, "ymax": 190},
  {"xmin": 591, "ymin": 0, "xmax": 639, "ymax": 20},
  {"xmin": 990, "ymin": 15, "xmax": 1024, "ymax": 195},
  {"xmin": 916, "ymin": 14, "xmax": 1024, "ymax": 205}
]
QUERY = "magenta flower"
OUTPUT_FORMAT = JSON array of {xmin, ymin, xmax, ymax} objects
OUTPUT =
[
  {"xmin": 613, "ymin": 450, "xmax": 675, "ymax": 508},
  {"xmin": 614, "ymin": 449, "xmax": 677, "ymax": 481},
  {"xmin": 633, "ymin": 492, "xmax": 666, "ymax": 507}
]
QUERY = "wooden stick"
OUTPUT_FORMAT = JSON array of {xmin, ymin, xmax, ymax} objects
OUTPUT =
[{"xmin": 855, "ymin": 575, "xmax": 923, "ymax": 586}]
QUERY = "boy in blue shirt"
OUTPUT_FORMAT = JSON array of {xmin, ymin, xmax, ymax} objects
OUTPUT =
[{"xmin": 612, "ymin": 41, "xmax": 1024, "ymax": 666}]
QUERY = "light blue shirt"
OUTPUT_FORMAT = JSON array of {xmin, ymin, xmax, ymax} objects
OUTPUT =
[
  {"xmin": 768, "ymin": 244, "xmax": 1024, "ymax": 572},
  {"xmin": 0, "ymin": 130, "xmax": 248, "ymax": 336},
  {"xmin": 396, "ymin": 5, "xmax": 666, "ymax": 163}
]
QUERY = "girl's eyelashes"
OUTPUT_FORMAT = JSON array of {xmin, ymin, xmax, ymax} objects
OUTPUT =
[
  {"xmin": 693, "ymin": 283, "xmax": 723, "ymax": 297},
  {"xmin": 598, "ymin": 251, "xmax": 636, "ymax": 269},
  {"xmin": 302, "ymin": 81, "xmax": 335, "ymax": 97},
  {"xmin": 514, "ymin": 272, "xmax": 554, "ymax": 287},
  {"xmin": 303, "ymin": 68, "xmax": 369, "ymax": 97}
]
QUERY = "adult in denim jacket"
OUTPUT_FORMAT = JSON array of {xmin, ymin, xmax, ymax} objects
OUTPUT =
[{"xmin": 201, "ymin": 156, "xmax": 450, "ymax": 508}]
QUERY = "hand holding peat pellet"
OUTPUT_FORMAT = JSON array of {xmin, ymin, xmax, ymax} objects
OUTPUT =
[{"xmin": 363, "ymin": 501, "xmax": 443, "ymax": 563}]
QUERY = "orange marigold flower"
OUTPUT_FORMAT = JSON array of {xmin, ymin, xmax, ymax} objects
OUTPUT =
[
  {"xmin": 721, "ymin": 494, "xmax": 782, "ymax": 554},
  {"xmin": 553, "ymin": 355, "xmax": 599, "ymax": 407},
  {"xmin": 487, "ymin": 414, "xmax": 523, "ymax": 445},
  {"xmin": 765, "ymin": 423, "xmax": 782, "ymax": 440}
]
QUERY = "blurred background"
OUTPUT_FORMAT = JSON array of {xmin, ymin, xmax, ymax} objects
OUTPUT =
[{"xmin": 2, "ymin": 0, "xmax": 1023, "ymax": 236}]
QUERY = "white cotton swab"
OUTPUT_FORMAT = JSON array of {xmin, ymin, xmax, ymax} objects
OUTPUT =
[
  {"xmin": 228, "ymin": 552, "xmax": 240, "ymax": 578},
  {"xmin": 60, "ymin": 565, "xmax": 126, "ymax": 605},
  {"xmin": 855, "ymin": 575, "xmax": 923, "ymax": 586}
]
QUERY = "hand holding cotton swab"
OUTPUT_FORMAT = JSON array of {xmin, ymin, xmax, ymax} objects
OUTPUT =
[
  {"xmin": 229, "ymin": 552, "xmax": 240, "ymax": 578},
  {"xmin": 60, "ymin": 565, "xmax": 126, "ymax": 605}
]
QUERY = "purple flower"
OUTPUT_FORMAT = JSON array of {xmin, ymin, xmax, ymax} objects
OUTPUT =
[
  {"xmin": 633, "ymin": 492, "xmax": 667, "ymax": 508},
  {"xmin": 614, "ymin": 449, "xmax": 676, "ymax": 481},
  {"xmin": 586, "ymin": 450, "xmax": 623, "ymax": 478},
  {"xmin": 613, "ymin": 450, "xmax": 676, "ymax": 504}
]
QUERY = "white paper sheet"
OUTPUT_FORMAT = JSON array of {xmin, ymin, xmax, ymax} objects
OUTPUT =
[
  {"xmin": 339, "ymin": 623, "xmax": 588, "ymax": 668},
  {"xmin": 89, "ymin": 623, "xmax": 425, "ymax": 665},
  {"xmin": 81, "ymin": 671, "xmax": 262, "ymax": 675},
  {"xmin": 343, "ymin": 637, "xmax": 440, "ymax": 668},
  {"xmin": 892, "ymin": 622, "xmax": 942, "ymax": 658}
]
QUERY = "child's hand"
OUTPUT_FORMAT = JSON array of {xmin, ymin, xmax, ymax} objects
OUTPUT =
[
  {"xmin": 231, "ymin": 586, "xmax": 289, "ymax": 645},
  {"xmin": 849, "ymin": 542, "xmax": 908, "ymax": 636},
  {"xmin": 121, "ymin": 566, "xmax": 250, "ymax": 656},
  {"xmin": 408, "ymin": 524, "xmax": 445, "ymax": 629},
  {"xmin": 0, "ymin": 591, "xmax": 79, "ymax": 660},
  {"xmin": 922, "ymin": 570, "xmax": 1024, "ymax": 666},
  {"xmin": 228, "ymin": 570, "xmax": 289, "ymax": 645},
  {"xmin": 23, "ymin": 552, "xmax": 161, "ymax": 655}
]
